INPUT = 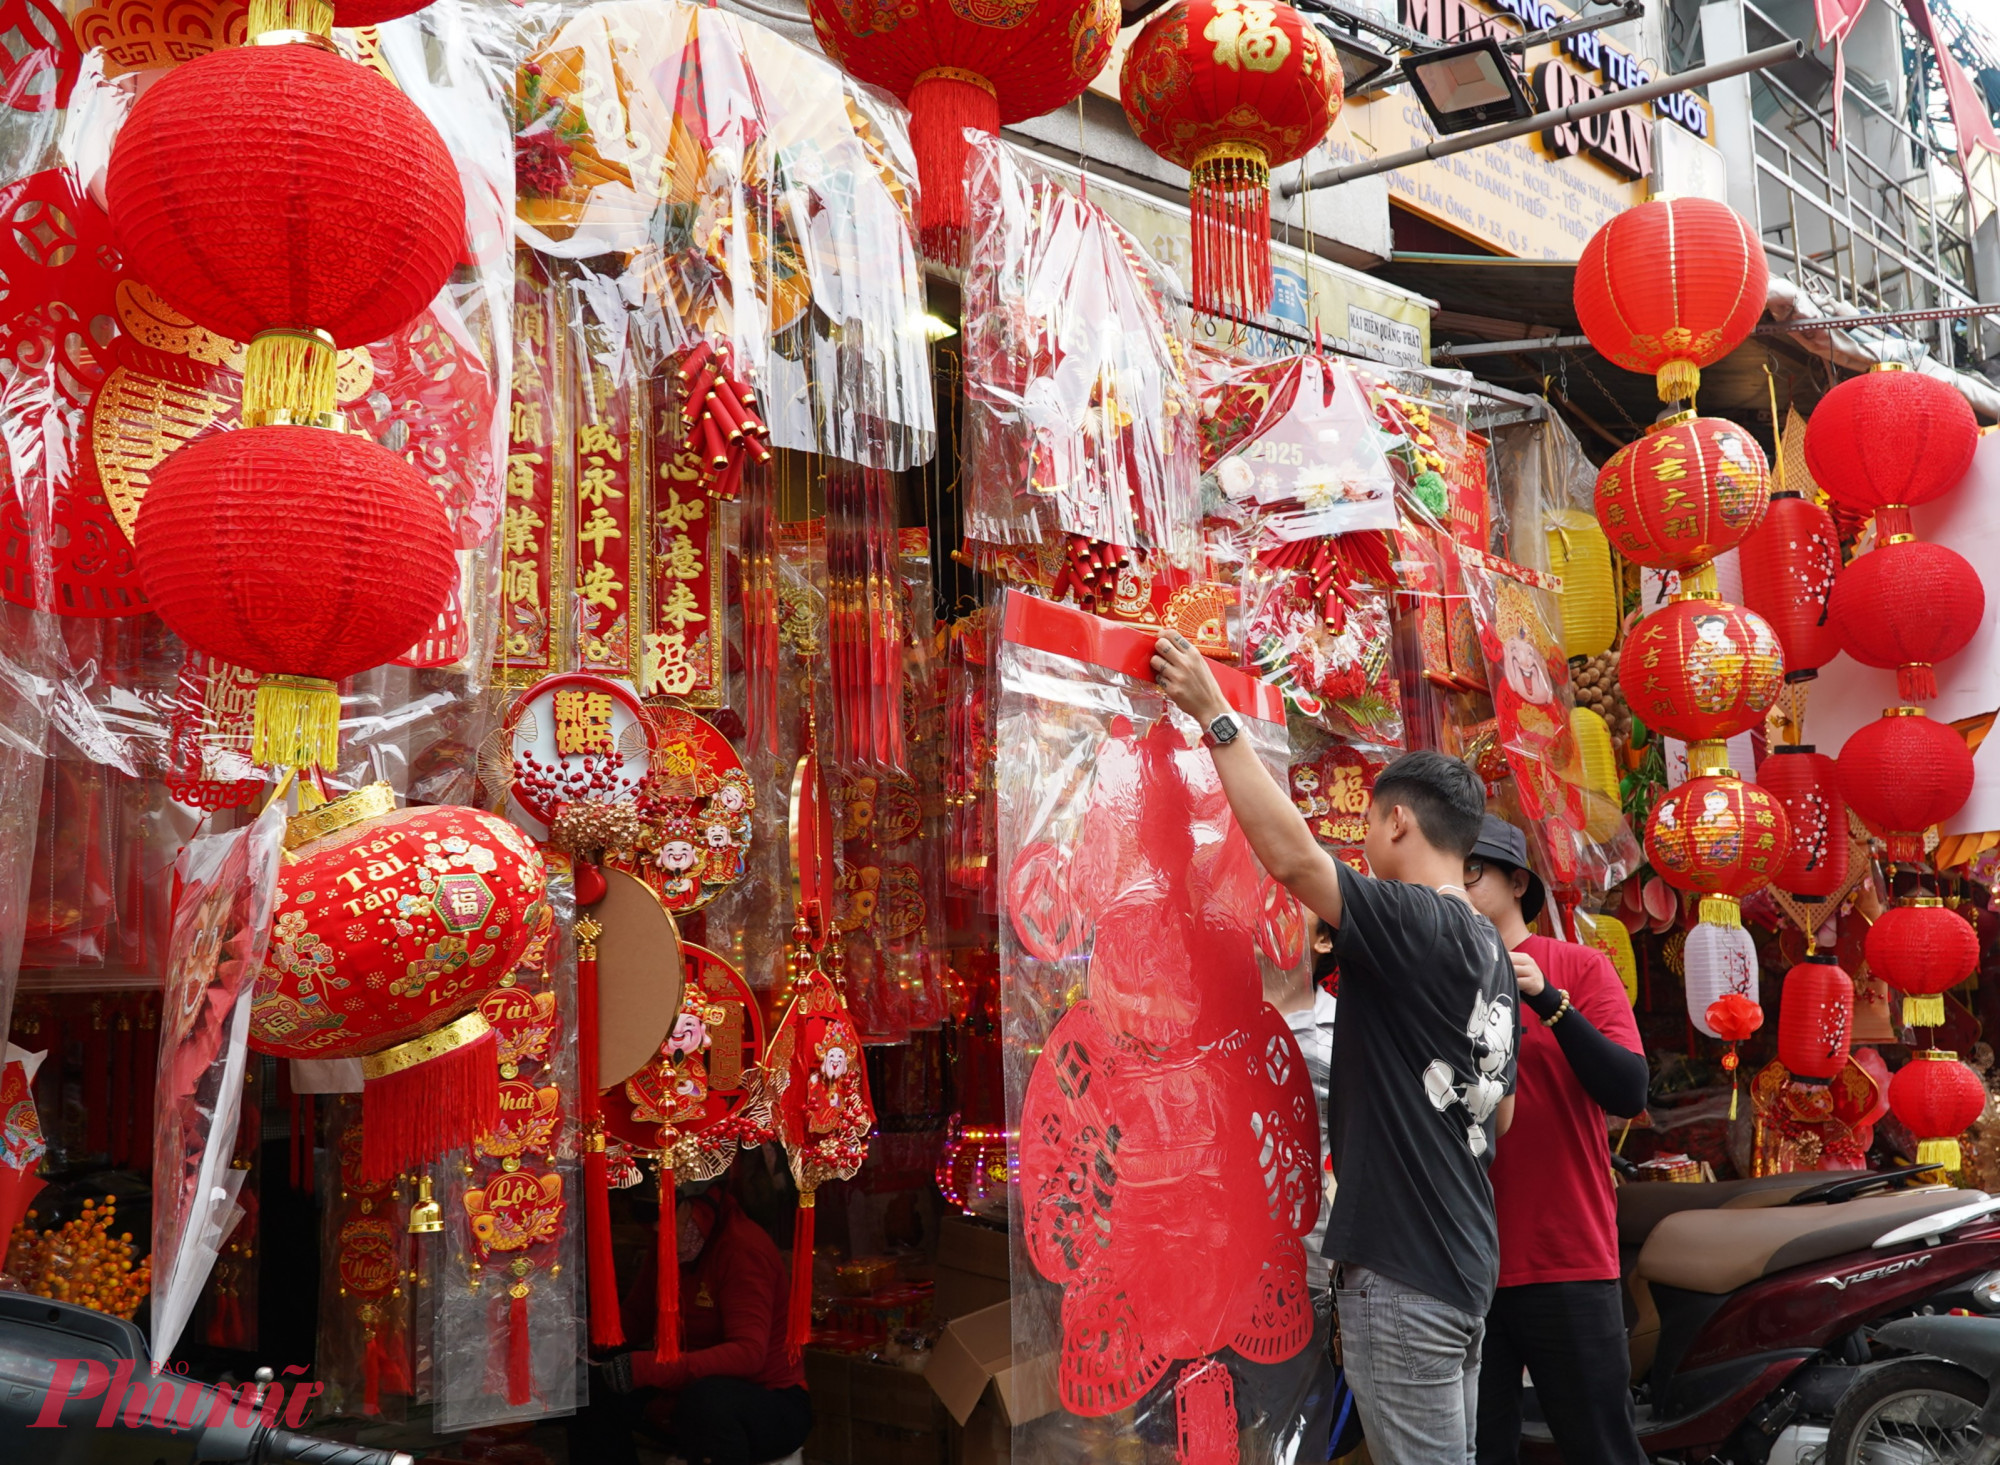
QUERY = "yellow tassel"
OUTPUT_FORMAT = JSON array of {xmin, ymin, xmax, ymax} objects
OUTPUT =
[
  {"xmin": 1729, "ymin": 1080, "xmax": 1739, "ymax": 1121},
  {"xmin": 243, "ymin": 329, "xmax": 338, "ymax": 428},
  {"xmin": 1657, "ymin": 358, "xmax": 1701, "ymax": 403},
  {"xmin": 1902, "ymin": 993, "xmax": 1947, "ymax": 1028},
  {"xmin": 247, "ymin": 0, "xmax": 334, "ymax": 37},
  {"xmin": 1916, "ymin": 1137, "xmax": 1963, "ymax": 1173},
  {"xmin": 1676, "ymin": 565, "xmax": 1720, "ymax": 601},
  {"xmin": 253, "ymin": 675, "xmax": 341, "ymax": 771},
  {"xmin": 1700, "ymin": 894, "xmax": 1742, "ymax": 927},
  {"xmin": 1686, "ymin": 738, "xmax": 1729, "ymax": 775}
]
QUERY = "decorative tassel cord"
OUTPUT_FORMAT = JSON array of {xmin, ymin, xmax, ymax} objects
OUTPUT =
[
  {"xmin": 656, "ymin": 1164, "xmax": 681, "ymax": 1364},
  {"xmin": 786, "ymin": 1189, "xmax": 815, "ymax": 1358},
  {"xmin": 576, "ymin": 928, "xmax": 625, "ymax": 1348},
  {"xmin": 1190, "ymin": 153, "xmax": 1273, "ymax": 320},
  {"xmin": 908, "ymin": 71, "xmax": 998, "ymax": 262},
  {"xmin": 247, "ymin": 0, "xmax": 333, "ymax": 37},
  {"xmin": 506, "ymin": 1289, "xmax": 534, "ymax": 1407},
  {"xmin": 253, "ymin": 675, "xmax": 341, "ymax": 774},
  {"xmin": 360, "ymin": 1023, "xmax": 500, "ymax": 1182},
  {"xmin": 242, "ymin": 329, "xmax": 338, "ymax": 426}
]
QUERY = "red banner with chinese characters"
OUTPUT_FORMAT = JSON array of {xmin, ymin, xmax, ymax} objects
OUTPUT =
[
  {"xmin": 500, "ymin": 249, "xmax": 568, "ymax": 682},
  {"xmin": 644, "ymin": 372, "xmax": 723, "ymax": 705}
]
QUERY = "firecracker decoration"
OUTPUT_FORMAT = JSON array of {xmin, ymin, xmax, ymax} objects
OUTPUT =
[
  {"xmin": 1828, "ymin": 535, "xmax": 1985, "ymax": 702},
  {"xmin": 1890, "ymin": 1049, "xmax": 1987, "ymax": 1173},
  {"xmin": 248, "ymin": 785, "xmax": 550, "ymax": 1180},
  {"xmin": 1866, "ymin": 897, "xmax": 1978, "ymax": 1031},
  {"xmin": 329, "ymin": 1119, "xmax": 414, "ymax": 1417},
  {"xmin": 673, "ymin": 340, "xmax": 769, "ymax": 499},
  {"xmin": 1592, "ymin": 413, "xmax": 1769, "ymax": 569},
  {"xmin": 1836, "ymin": 708, "xmax": 1974, "ymax": 864},
  {"xmin": 827, "ymin": 466, "xmax": 911, "ymax": 773},
  {"xmin": 1804, "ymin": 363, "xmax": 1978, "ymax": 539}
]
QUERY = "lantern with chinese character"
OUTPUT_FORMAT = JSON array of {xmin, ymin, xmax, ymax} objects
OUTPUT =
[
  {"xmin": 1804, "ymin": 364, "xmax": 1978, "ymax": 537},
  {"xmin": 808, "ymin": 0, "xmax": 1118, "ymax": 256},
  {"xmin": 1119, "ymin": 0, "xmax": 1344, "ymax": 317},
  {"xmin": 1645, "ymin": 771, "xmax": 1789, "ymax": 927},
  {"xmin": 1756, "ymin": 746, "xmax": 1848, "ymax": 898},
  {"xmin": 1866, "ymin": 898, "xmax": 1978, "ymax": 1030},
  {"xmin": 1739, "ymin": 493, "xmax": 1842, "ymax": 680},
  {"xmin": 1836, "ymin": 708, "xmax": 1973, "ymax": 863},
  {"xmin": 1828, "ymin": 535, "xmax": 1985, "ymax": 702},
  {"xmin": 1573, "ymin": 197, "xmax": 1769, "ymax": 403},
  {"xmin": 1889, "ymin": 1049, "xmax": 1987, "ymax": 1172},
  {"xmin": 1617, "ymin": 598, "xmax": 1784, "ymax": 758},
  {"xmin": 1778, "ymin": 954, "xmax": 1853, "ymax": 1081},
  {"xmin": 1593, "ymin": 414, "xmax": 1769, "ymax": 570}
]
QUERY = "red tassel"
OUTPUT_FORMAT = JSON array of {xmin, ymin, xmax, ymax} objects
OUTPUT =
[
  {"xmin": 360, "ymin": 1025, "xmax": 500, "ymax": 1182},
  {"xmin": 363, "ymin": 1331, "xmax": 383, "ymax": 1416},
  {"xmin": 1877, "ymin": 505, "xmax": 1914, "ymax": 540},
  {"xmin": 506, "ymin": 1290, "xmax": 533, "ymax": 1407},
  {"xmin": 786, "ymin": 1189, "xmax": 816, "ymax": 1359},
  {"xmin": 1899, "ymin": 662, "xmax": 1939, "ymax": 701},
  {"xmin": 907, "ymin": 70, "xmax": 999, "ymax": 260},
  {"xmin": 578, "ymin": 932, "xmax": 624, "ymax": 1349},
  {"xmin": 656, "ymin": 1166, "xmax": 681, "ymax": 1364}
]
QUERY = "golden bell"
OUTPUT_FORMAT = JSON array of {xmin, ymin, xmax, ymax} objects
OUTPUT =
[{"xmin": 407, "ymin": 1174, "xmax": 444, "ymax": 1235}]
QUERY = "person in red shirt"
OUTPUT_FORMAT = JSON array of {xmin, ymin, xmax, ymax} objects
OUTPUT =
[{"xmin": 1462, "ymin": 815, "xmax": 1649, "ymax": 1465}]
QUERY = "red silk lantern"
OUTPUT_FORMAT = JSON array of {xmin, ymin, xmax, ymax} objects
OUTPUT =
[
  {"xmin": 1119, "ymin": 0, "xmax": 1343, "ymax": 317},
  {"xmin": 1593, "ymin": 414, "xmax": 1769, "ymax": 570},
  {"xmin": 1573, "ymin": 198, "xmax": 1768, "ymax": 402},
  {"xmin": 1804, "ymin": 365, "xmax": 1978, "ymax": 535},
  {"xmin": 1739, "ymin": 493, "xmax": 1842, "ymax": 677},
  {"xmin": 1645, "ymin": 771, "xmax": 1789, "ymax": 923},
  {"xmin": 248, "ymin": 785, "xmax": 551, "ymax": 1179},
  {"xmin": 1836, "ymin": 708, "xmax": 1973, "ymax": 863},
  {"xmin": 1888, "ymin": 1049, "xmax": 1987, "ymax": 1172},
  {"xmin": 1617, "ymin": 598, "xmax": 1784, "ymax": 750},
  {"xmin": 1777, "ymin": 955, "xmax": 1853, "ymax": 1081},
  {"xmin": 1828, "ymin": 536, "xmax": 1984, "ymax": 702},
  {"xmin": 809, "ymin": 0, "xmax": 1117, "ymax": 255},
  {"xmin": 133, "ymin": 426, "xmax": 457, "ymax": 771},
  {"xmin": 1756, "ymin": 746, "xmax": 1849, "ymax": 898},
  {"xmin": 1866, "ymin": 898, "xmax": 1978, "ymax": 1030}
]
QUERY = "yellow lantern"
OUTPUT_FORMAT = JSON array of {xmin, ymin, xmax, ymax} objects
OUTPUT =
[
  {"xmin": 1574, "ymin": 907, "xmax": 1639, "ymax": 1005},
  {"xmin": 1546, "ymin": 508, "xmax": 1616, "ymax": 659},
  {"xmin": 1571, "ymin": 705, "xmax": 1624, "ymax": 843}
]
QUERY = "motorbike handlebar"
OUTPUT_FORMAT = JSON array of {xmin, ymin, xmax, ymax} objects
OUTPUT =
[{"xmin": 260, "ymin": 1430, "xmax": 414, "ymax": 1465}]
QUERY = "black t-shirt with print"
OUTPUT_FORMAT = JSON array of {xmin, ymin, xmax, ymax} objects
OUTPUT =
[{"xmin": 1323, "ymin": 860, "xmax": 1519, "ymax": 1317}]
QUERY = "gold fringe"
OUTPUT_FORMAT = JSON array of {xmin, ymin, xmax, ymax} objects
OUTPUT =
[
  {"xmin": 1657, "ymin": 358, "xmax": 1701, "ymax": 403},
  {"xmin": 247, "ymin": 0, "xmax": 333, "ymax": 37},
  {"xmin": 1676, "ymin": 564, "xmax": 1720, "ymax": 600},
  {"xmin": 253, "ymin": 674, "xmax": 341, "ymax": 771},
  {"xmin": 1700, "ymin": 894, "xmax": 1742, "ymax": 927},
  {"xmin": 1902, "ymin": 993, "xmax": 1946, "ymax": 1029},
  {"xmin": 1687, "ymin": 739, "xmax": 1730, "ymax": 776},
  {"xmin": 243, "ymin": 329, "xmax": 338, "ymax": 427},
  {"xmin": 1916, "ymin": 1137, "xmax": 1963, "ymax": 1173}
]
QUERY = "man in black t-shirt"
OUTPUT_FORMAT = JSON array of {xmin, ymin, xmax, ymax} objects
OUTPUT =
[{"xmin": 1154, "ymin": 634, "xmax": 1518, "ymax": 1465}]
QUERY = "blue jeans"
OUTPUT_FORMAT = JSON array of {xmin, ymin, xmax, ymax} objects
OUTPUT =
[{"xmin": 1336, "ymin": 1264, "xmax": 1484, "ymax": 1465}]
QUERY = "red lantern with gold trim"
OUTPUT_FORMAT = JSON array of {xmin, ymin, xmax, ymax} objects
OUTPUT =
[
  {"xmin": 1739, "ymin": 493, "xmax": 1842, "ymax": 677},
  {"xmin": 1889, "ymin": 1049, "xmax": 1987, "ymax": 1173},
  {"xmin": 1573, "ymin": 197, "xmax": 1768, "ymax": 403},
  {"xmin": 1828, "ymin": 536, "xmax": 1984, "ymax": 702},
  {"xmin": 1756, "ymin": 745, "xmax": 1848, "ymax": 898},
  {"xmin": 1866, "ymin": 898, "xmax": 1978, "ymax": 1029},
  {"xmin": 1835, "ymin": 708, "xmax": 1973, "ymax": 863},
  {"xmin": 1777, "ymin": 954, "xmax": 1852, "ymax": 1081},
  {"xmin": 1593, "ymin": 414, "xmax": 1769, "ymax": 570},
  {"xmin": 1617, "ymin": 598, "xmax": 1784, "ymax": 748},
  {"xmin": 1805, "ymin": 365, "xmax": 1978, "ymax": 536},
  {"xmin": 1644, "ymin": 771, "xmax": 1789, "ymax": 924},
  {"xmin": 1119, "ymin": 0, "xmax": 1343, "ymax": 317}
]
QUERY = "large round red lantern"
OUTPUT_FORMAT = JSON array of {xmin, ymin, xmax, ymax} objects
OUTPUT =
[
  {"xmin": 1739, "ymin": 493, "xmax": 1842, "ymax": 677},
  {"xmin": 1889, "ymin": 1049, "xmax": 1987, "ymax": 1173},
  {"xmin": 1645, "ymin": 771, "xmax": 1789, "ymax": 923},
  {"xmin": 1866, "ymin": 898, "xmax": 1978, "ymax": 1030},
  {"xmin": 1617, "ymin": 598, "xmax": 1784, "ymax": 747},
  {"xmin": 1593, "ymin": 414, "xmax": 1769, "ymax": 569},
  {"xmin": 1828, "ymin": 536, "xmax": 1984, "ymax": 702},
  {"xmin": 1836, "ymin": 708, "xmax": 1974, "ymax": 863},
  {"xmin": 1756, "ymin": 745, "xmax": 1849, "ymax": 897},
  {"xmin": 1777, "ymin": 954, "xmax": 1853, "ymax": 1081},
  {"xmin": 249, "ymin": 785, "xmax": 550, "ymax": 1179},
  {"xmin": 1804, "ymin": 365, "xmax": 1977, "ymax": 534},
  {"xmin": 1573, "ymin": 198, "xmax": 1768, "ymax": 403},
  {"xmin": 809, "ymin": 0, "xmax": 1117, "ymax": 256},
  {"xmin": 133, "ymin": 426, "xmax": 457, "ymax": 771},
  {"xmin": 1119, "ymin": 0, "xmax": 1343, "ymax": 317}
]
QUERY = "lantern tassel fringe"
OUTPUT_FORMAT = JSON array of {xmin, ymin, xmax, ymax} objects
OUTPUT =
[
  {"xmin": 1657, "ymin": 358, "xmax": 1701, "ymax": 403},
  {"xmin": 243, "ymin": 329, "xmax": 338, "ymax": 426},
  {"xmin": 1902, "ymin": 993, "xmax": 1946, "ymax": 1028},
  {"xmin": 656, "ymin": 1166, "xmax": 681, "ymax": 1365},
  {"xmin": 1917, "ymin": 1137, "xmax": 1963, "ymax": 1173},
  {"xmin": 787, "ymin": 1189, "xmax": 815, "ymax": 1359},
  {"xmin": 506, "ymin": 1290, "xmax": 533, "ymax": 1406},
  {"xmin": 1189, "ymin": 145, "xmax": 1273, "ymax": 320},
  {"xmin": 247, "ymin": 0, "xmax": 333, "ymax": 36},
  {"xmin": 906, "ymin": 69, "xmax": 999, "ymax": 262},
  {"xmin": 253, "ymin": 674, "xmax": 341, "ymax": 772},
  {"xmin": 1699, "ymin": 895, "xmax": 1742, "ymax": 928},
  {"xmin": 1898, "ymin": 663, "xmax": 1938, "ymax": 702},
  {"xmin": 359, "ymin": 1024, "xmax": 500, "ymax": 1182}
]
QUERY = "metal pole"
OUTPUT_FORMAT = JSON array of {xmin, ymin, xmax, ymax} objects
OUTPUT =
[{"xmin": 1279, "ymin": 39, "xmax": 1805, "ymax": 197}]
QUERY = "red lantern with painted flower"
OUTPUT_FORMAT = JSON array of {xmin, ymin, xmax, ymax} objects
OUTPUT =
[
  {"xmin": 1739, "ymin": 493, "xmax": 1843, "ymax": 677},
  {"xmin": 1593, "ymin": 414, "xmax": 1770, "ymax": 570},
  {"xmin": 1777, "ymin": 954, "xmax": 1853, "ymax": 1081},
  {"xmin": 1755, "ymin": 746, "xmax": 1848, "ymax": 898}
]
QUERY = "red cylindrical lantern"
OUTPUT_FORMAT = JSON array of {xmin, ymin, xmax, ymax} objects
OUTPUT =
[
  {"xmin": 133, "ymin": 426, "xmax": 458, "ymax": 770},
  {"xmin": 1119, "ymin": 0, "xmax": 1343, "ymax": 317},
  {"xmin": 809, "ymin": 0, "xmax": 1117, "ymax": 256},
  {"xmin": 1866, "ymin": 898, "xmax": 1979, "ymax": 1029},
  {"xmin": 1739, "ymin": 493, "xmax": 1842, "ymax": 677},
  {"xmin": 1777, "ymin": 954, "xmax": 1853, "ymax": 1081},
  {"xmin": 1593, "ymin": 414, "xmax": 1770, "ymax": 570},
  {"xmin": 1645, "ymin": 772, "xmax": 1790, "ymax": 923},
  {"xmin": 1828, "ymin": 536, "xmax": 1984, "ymax": 702},
  {"xmin": 1573, "ymin": 198, "xmax": 1768, "ymax": 402},
  {"xmin": 1804, "ymin": 365, "xmax": 1978, "ymax": 534},
  {"xmin": 1836, "ymin": 708, "xmax": 1974, "ymax": 863},
  {"xmin": 1617, "ymin": 598, "xmax": 1784, "ymax": 754},
  {"xmin": 1888, "ymin": 1049, "xmax": 1987, "ymax": 1173},
  {"xmin": 1756, "ymin": 745, "xmax": 1849, "ymax": 897}
]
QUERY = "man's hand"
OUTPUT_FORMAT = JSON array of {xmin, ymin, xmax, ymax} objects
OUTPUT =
[
  {"xmin": 1511, "ymin": 949, "xmax": 1546, "ymax": 999},
  {"xmin": 1152, "ymin": 633, "xmax": 1230, "ymax": 725}
]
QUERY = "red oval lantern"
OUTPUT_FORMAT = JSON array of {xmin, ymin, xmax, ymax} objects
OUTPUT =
[
  {"xmin": 1756, "ymin": 745, "xmax": 1849, "ymax": 897},
  {"xmin": 1119, "ymin": 0, "xmax": 1343, "ymax": 317},
  {"xmin": 1835, "ymin": 708, "xmax": 1974, "ymax": 863},
  {"xmin": 809, "ymin": 0, "xmax": 1117, "ymax": 255},
  {"xmin": 1828, "ymin": 536, "xmax": 1984, "ymax": 703},
  {"xmin": 1804, "ymin": 366, "xmax": 1978, "ymax": 532},
  {"xmin": 1739, "ymin": 493, "xmax": 1842, "ymax": 677},
  {"xmin": 1617, "ymin": 598, "xmax": 1784, "ymax": 746},
  {"xmin": 1594, "ymin": 414, "xmax": 1769, "ymax": 570},
  {"xmin": 133, "ymin": 425, "xmax": 457, "ymax": 771},
  {"xmin": 1866, "ymin": 898, "xmax": 1978, "ymax": 1029},
  {"xmin": 1573, "ymin": 198, "xmax": 1768, "ymax": 403},
  {"xmin": 1645, "ymin": 772, "xmax": 1790, "ymax": 920},
  {"xmin": 1888, "ymin": 1049, "xmax": 1987, "ymax": 1173},
  {"xmin": 1777, "ymin": 954, "xmax": 1853, "ymax": 1081}
]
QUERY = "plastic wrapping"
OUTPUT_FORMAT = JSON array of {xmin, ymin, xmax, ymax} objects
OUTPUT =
[
  {"xmin": 316, "ymin": 1095, "xmax": 419, "ymax": 1421},
  {"xmin": 996, "ymin": 594, "xmax": 1326, "ymax": 1463}
]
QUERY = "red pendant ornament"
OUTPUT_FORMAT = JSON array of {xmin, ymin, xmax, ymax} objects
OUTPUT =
[
  {"xmin": 1827, "ymin": 535, "xmax": 1984, "ymax": 702},
  {"xmin": 1835, "ymin": 708, "xmax": 1973, "ymax": 863},
  {"xmin": 1865, "ymin": 898, "xmax": 1978, "ymax": 1030},
  {"xmin": 1616, "ymin": 598, "xmax": 1784, "ymax": 751},
  {"xmin": 1119, "ymin": 0, "xmax": 1344, "ymax": 317},
  {"xmin": 1706, "ymin": 990, "xmax": 1763, "ymax": 1118},
  {"xmin": 1889, "ymin": 1049, "xmax": 1986, "ymax": 1173},
  {"xmin": 1644, "ymin": 771, "xmax": 1789, "ymax": 925},
  {"xmin": 1804, "ymin": 365, "xmax": 1978, "ymax": 537},
  {"xmin": 1756, "ymin": 746, "xmax": 1848, "ymax": 897},
  {"xmin": 1777, "ymin": 954, "xmax": 1853, "ymax": 1082},
  {"xmin": 1593, "ymin": 414, "xmax": 1769, "ymax": 568},
  {"xmin": 1573, "ymin": 197, "xmax": 1768, "ymax": 402},
  {"xmin": 807, "ymin": 0, "xmax": 1117, "ymax": 256},
  {"xmin": 1739, "ymin": 493, "xmax": 1842, "ymax": 677}
]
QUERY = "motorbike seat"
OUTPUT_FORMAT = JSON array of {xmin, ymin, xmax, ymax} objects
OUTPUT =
[
  {"xmin": 1636, "ymin": 1188, "xmax": 1979, "ymax": 1295},
  {"xmin": 1616, "ymin": 1172, "xmax": 1830, "ymax": 1250}
]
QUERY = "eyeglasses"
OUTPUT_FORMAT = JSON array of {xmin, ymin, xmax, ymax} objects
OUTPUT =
[{"xmin": 1464, "ymin": 858, "xmax": 1488, "ymax": 886}]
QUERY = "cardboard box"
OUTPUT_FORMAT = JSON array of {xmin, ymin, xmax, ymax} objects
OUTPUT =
[
  {"xmin": 934, "ymin": 1214, "xmax": 1011, "ymax": 1322},
  {"xmin": 850, "ymin": 1356, "xmax": 940, "ymax": 1426},
  {"xmin": 925, "ymin": 1300, "xmax": 1059, "ymax": 1465},
  {"xmin": 803, "ymin": 1349, "xmax": 852, "ymax": 1465}
]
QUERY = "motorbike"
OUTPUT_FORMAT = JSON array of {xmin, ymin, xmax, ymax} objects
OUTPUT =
[
  {"xmin": 1518, "ymin": 1165, "xmax": 2000, "ymax": 1464},
  {"xmin": 0, "ymin": 1290, "xmax": 410, "ymax": 1465}
]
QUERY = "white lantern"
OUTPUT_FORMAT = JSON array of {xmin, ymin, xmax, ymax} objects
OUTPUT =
[{"xmin": 1685, "ymin": 921, "xmax": 1760, "ymax": 1039}]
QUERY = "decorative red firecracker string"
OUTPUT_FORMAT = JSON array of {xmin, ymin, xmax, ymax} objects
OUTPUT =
[
  {"xmin": 1050, "ymin": 534, "xmax": 1130, "ymax": 615},
  {"xmin": 677, "ymin": 340, "xmax": 769, "ymax": 500}
]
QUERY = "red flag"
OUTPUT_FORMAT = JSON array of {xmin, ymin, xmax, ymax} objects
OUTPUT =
[
  {"xmin": 1816, "ymin": 0, "xmax": 1873, "ymax": 148},
  {"xmin": 1901, "ymin": 0, "xmax": 2000, "ymax": 179}
]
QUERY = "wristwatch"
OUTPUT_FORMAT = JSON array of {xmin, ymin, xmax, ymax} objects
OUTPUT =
[{"xmin": 1201, "ymin": 712, "xmax": 1242, "ymax": 749}]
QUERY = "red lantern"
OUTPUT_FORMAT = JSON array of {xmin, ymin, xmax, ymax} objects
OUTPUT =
[
  {"xmin": 1119, "ymin": 0, "xmax": 1343, "ymax": 317},
  {"xmin": 1888, "ymin": 1049, "xmax": 1987, "ymax": 1172},
  {"xmin": 1804, "ymin": 365, "xmax": 1978, "ymax": 535},
  {"xmin": 1573, "ymin": 198, "xmax": 1768, "ymax": 402},
  {"xmin": 1777, "ymin": 955, "xmax": 1853, "ymax": 1081},
  {"xmin": 1836, "ymin": 708, "xmax": 1973, "ymax": 863},
  {"xmin": 133, "ymin": 426, "xmax": 458, "ymax": 771},
  {"xmin": 1828, "ymin": 536, "xmax": 1984, "ymax": 702},
  {"xmin": 1739, "ymin": 493, "xmax": 1842, "ymax": 677},
  {"xmin": 1756, "ymin": 746, "xmax": 1849, "ymax": 898},
  {"xmin": 1593, "ymin": 414, "xmax": 1769, "ymax": 570},
  {"xmin": 249, "ymin": 785, "xmax": 551, "ymax": 1179},
  {"xmin": 1645, "ymin": 772, "xmax": 1790, "ymax": 922},
  {"xmin": 1617, "ymin": 598, "xmax": 1784, "ymax": 749},
  {"xmin": 808, "ymin": 0, "xmax": 1117, "ymax": 256},
  {"xmin": 1866, "ymin": 898, "xmax": 1978, "ymax": 1029}
]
